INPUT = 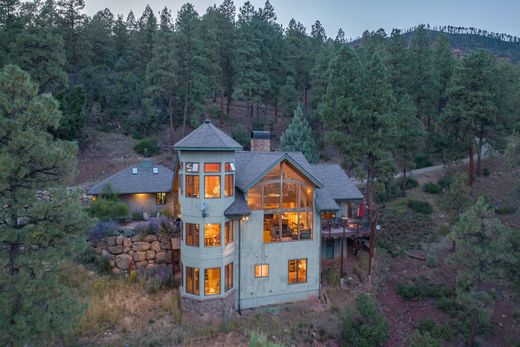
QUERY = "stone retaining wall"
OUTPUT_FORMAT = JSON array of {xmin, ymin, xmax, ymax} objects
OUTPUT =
[
  {"xmin": 90, "ymin": 233, "xmax": 177, "ymax": 274},
  {"xmin": 181, "ymin": 290, "xmax": 236, "ymax": 316}
]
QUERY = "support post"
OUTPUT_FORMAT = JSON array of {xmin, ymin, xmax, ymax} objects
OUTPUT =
[{"xmin": 340, "ymin": 219, "xmax": 345, "ymax": 278}]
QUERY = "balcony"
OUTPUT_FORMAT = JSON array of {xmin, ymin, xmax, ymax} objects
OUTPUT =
[{"xmin": 321, "ymin": 217, "xmax": 371, "ymax": 239}]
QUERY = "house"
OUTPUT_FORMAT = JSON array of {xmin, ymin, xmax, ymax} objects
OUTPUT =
[
  {"xmin": 174, "ymin": 120, "xmax": 364, "ymax": 313},
  {"xmin": 87, "ymin": 159, "xmax": 176, "ymax": 219}
]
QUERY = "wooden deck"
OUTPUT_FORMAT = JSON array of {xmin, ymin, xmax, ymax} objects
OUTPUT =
[{"xmin": 320, "ymin": 219, "xmax": 372, "ymax": 239}]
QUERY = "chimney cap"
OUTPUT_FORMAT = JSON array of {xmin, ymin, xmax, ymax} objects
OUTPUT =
[
  {"xmin": 204, "ymin": 118, "xmax": 211, "ymax": 124},
  {"xmin": 251, "ymin": 130, "xmax": 270, "ymax": 139}
]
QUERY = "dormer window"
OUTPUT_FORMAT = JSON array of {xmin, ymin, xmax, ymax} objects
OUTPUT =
[
  {"xmin": 132, "ymin": 168, "xmax": 138, "ymax": 175},
  {"xmin": 153, "ymin": 167, "xmax": 159, "ymax": 174}
]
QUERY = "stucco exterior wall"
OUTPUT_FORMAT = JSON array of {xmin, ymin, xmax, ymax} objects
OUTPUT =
[
  {"xmin": 119, "ymin": 192, "xmax": 175, "ymax": 217},
  {"xmin": 321, "ymin": 237, "xmax": 347, "ymax": 260}
]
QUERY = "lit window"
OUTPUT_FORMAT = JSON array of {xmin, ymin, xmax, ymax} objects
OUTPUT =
[
  {"xmin": 204, "ymin": 224, "xmax": 221, "ymax": 247},
  {"xmin": 205, "ymin": 267, "xmax": 221, "ymax": 296},
  {"xmin": 225, "ymin": 221, "xmax": 233, "ymax": 245},
  {"xmin": 255, "ymin": 264, "xmax": 269, "ymax": 278},
  {"xmin": 225, "ymin": 162, "xmax": 235, "ymax": 172},
  {"xmin": 288, "ymin": 259, "xmax": 307, "ymax": 284},
  {"xmin": 156, "ymin": 192, "xmax": 167, "ymax": 205},
  {"xmin": 204, "ymin": 163, "xmax": 221, "ymax": 173},
  {"xmin": 186, "ymin": 223, "xmax": 199, "ymax": 247},
  {"xmin": 186, "ymin": 266, "xmax": 200, "ymax": 295},
  {"xmin": 205, "ymin": 175, "xmax": 221, "ymax": 198},
  {"xmin": 186, "ymin": 162, "xmax": 199, "ymax": 172},
  {"xmin": 185, "ymin": 175, "xmax": 199, "ymax": 198},
  {"xmin": 225, "ymin": 174, "xmax": 234, "ymax": 197},
  {"xmin": 225, "ymin": 263, "xmax": 233, "ymax": 292}
]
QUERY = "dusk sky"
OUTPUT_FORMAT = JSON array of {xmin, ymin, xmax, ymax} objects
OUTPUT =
[{"xmin": 84, "ymin": 0, "xmax": 520, "ymax": 39}]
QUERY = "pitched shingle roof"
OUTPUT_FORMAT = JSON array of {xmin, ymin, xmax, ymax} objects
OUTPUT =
[
  {"xmin": 315, "ymin": 189, "xmax": 340, "ymax": 211},
  {"xmin": 234, "ymin": 151, "xmax": 322, "ymax": 191},
  {"xmin": 87, "ymin": 160, "xmax": 174, "ymax": 195},
  {"xmin": 173, "ymin": 119, "xmax": 242, "ymax": 151},
  {"xmin": 310, "ymin": 163, "xmax": 363, "ymax": 201},
  {"xmin": 224, "ymin": 190, "xmax": 250, "ymax": 217}
]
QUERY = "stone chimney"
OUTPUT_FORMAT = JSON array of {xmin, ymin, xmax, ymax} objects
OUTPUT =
[{"xmin": 250, "ymin": 131, "xmax": 271, "ymax": 152}]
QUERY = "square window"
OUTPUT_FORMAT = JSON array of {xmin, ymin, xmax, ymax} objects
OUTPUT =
[
  {"xmin": 204, "ymin": 163, "xmax": 221, "ymax": 173},
  {"xmin": 186, "ymin": 162, "xmax": 199, "ymax": 173},
  {"xmin": 204, "ymin": 224, "xmax": 221, "ymax": 247},
  {"xmin": 255, "ymin": 264, "xmax": 269, "ymax": 278},
  {"xmin": 156, "ymin": 192, "xmax": 167, "ymax": 205}
]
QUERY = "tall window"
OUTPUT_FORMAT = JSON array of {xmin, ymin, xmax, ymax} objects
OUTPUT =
[
  {"xmin": 205, "ymin": 268, "xmax": 221, "ymax": 296},
  {"xmin": 225, "ymin": 221, "xmax": 233, "ymax": 245},
  {"xmin": 205, "ymin": 163, "xmax": 221, "ymax": 173},
  {"xmin": 288, "ymin": 259, "xmax": 307, "ymax": 284},
  {"xmin": 186, "ymin": 162, "xmax": 199, "ymax": 172},
  {"xmin": 205, "ymin": 176, "xmax": 221, "ymax": 198},
  {"xmin": 225, "ymin": 174, "xmax": 234, "ymax": 197},
  {"xmin": 186, "ymin": 266, "xmax": 200, "ymax": 295},
  {"xmin": 186, "ymin": 223, "xmax": 199, "ymax": 247},
  {"xmin": 255, "ymin": 264, "xmax": 269, "ymax": 278},
  {"xmin": 204, "ymin": 223, "xmax": 221, "ymax": 247},
  {"xmin": 156, "ymin": 192, "xmax": 167, "ymax": 205},
  {"xmin": 186, "ymin": 175, "xmax": 199, "ymax": 198},
  {"xmin": 225, "ymin": 263, "xmax": 233, "ymax": 292}
]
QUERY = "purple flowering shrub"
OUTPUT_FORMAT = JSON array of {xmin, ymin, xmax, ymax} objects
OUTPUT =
[
  {"xmin": 135, "ymin": 216, "xmax": 175, "ymax": 237},
  {"xmin": 138, "ymin": 266, "xmax": 177, "ymax": 293},
  {"xmin": 89, "ymin": 220, "xmax": 118, "ymax": 240}
]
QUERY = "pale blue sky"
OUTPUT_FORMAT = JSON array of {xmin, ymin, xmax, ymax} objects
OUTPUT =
[{"xmin": 84, "ymin": 0, "xmax": 520, "ymax": 39}]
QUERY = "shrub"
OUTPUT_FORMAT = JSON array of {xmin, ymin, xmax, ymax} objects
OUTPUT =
[
  {"xmin": 89, "ymin": 220, "xmax": 118, "ymax": 240},
  {"xmin": 406, "ymin": 330, "xmax": 441, "ymax": 347},
  {"xmin": 426, "ymin": 253, "xmax": 438, "ymax": 268},
  {"xmin": 88, "ymin": 199, "xmax": 129, "ymax": 220},
  {"xmin": 135, "ymin": 216, "xmax": 174, "ymax": 237},
  {"xmin": 415, "ymin": 154, "xmax": 433, "ymax": 169},
  {"xmin": 131, "ymin": 211, "xmax": 143, "ymax": 221},
  {"xmin": 96, "ymin": 256, "xmax": 112, "ymax": 274},
  {"xmin": 397, "ymin": 278, "xmax": 454, "ymax": 300},
  {"xmin": 138, "ymin": 266, "xmax": 176, "ymax": 294},
  {"xmin": 248, "ymin": 332, "xmax": 284, "ymax": 347},
  {"xmin": 495, "ymin": 206, "xmax": 517, "ymax": 215},
  {"xmin": 133, "ymin": 138, "xmax": 160, "ymax": 157},
  {"xmin": 396, "ymin": 177, "xmax": 419, "ymax": 189},
  {"xmin": 78, "ymin": 247, "xmax": 96, "ymax": 263},
  {"xmin": 437, "ymin": 172, "xmax": 454, "ymax": 188},
  {"xmin": 341, "ymin": 294, "xmax": 388, "ymax": 347},
  {"xmin": 417, "ymin": 319, "xmax": 454, "ymax": 341},
  {"xmin": 407, "ymin": 200, "xmax": 433, "ymax": 215},
  {"xmin": 482, "ymin": 167, "xmax": 490, "ymax": 176},
  {"xmin": 324, "ymin": 267, "xmax": 339, "ymax": 286},
  {"xmin": 375, "ymin": 177, "xmax": 404, "ymax": 203},
  {"xmin": 422, "ymin": 182, "xmax": 443, "ymax": 194}
]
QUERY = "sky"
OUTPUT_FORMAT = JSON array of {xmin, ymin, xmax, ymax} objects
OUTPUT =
[{"xmin": 84, "ymin": 0, "xmax": 520, "ymax": 39}]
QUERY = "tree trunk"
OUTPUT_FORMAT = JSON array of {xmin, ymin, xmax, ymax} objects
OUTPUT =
[
  {"xmin": 476, "ymin": 130, "xmax": 484, "ymax": 177},
  {"xmin": 213, "ymin": 90, "xmax": 217, "ymax": 103},
  {"xmin": 470, "ymin": 310, "xmax": 479, "ymax": 346},
  {"xmin": 226, "ymin": 74, "xmax": 232, "ymax": 115},
  {"xmin": 304, "ymin": 88, "xmax": 308, "ymax": 110},
  {"xmin": 468, "ymin": 143, "xmax": 474, "ymax": 186},
  {"xmin": 168, "ymin": 97, "xmax": 175, "ymax": 154},
  {"xmin": 274, "ymin": 98, "xmax": 278, "ymax": 119},
  {"xmin": 402, "ymin": 164, "xmax": 407, "ymax": 191},
  {"xmin": 220, "ymin": 94, "xmax": 224, "ymax": 125},
  {"xmin": 182, "ymin": 74, "xmax": 189, "ymax": 136}
]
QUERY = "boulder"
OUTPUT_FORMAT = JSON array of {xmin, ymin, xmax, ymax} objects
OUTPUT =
[
  {"xmin": 123, "ymin": 237, "xmax": 132, "ymax": 247},
  {"xmin": 101, "ymin": 249, "xmax": 115, "ymax": 260},
  {"xmin": 151, "ymin": 241, "xmax": 161, "ymax": 252},
  {"xmin": 135, "ymin": 261, "xmax": 147, "ymax": 269},
  {"xmin": 123, "ymin": 247, "xmax": 131, "ymax": 253},
  {"xmin": 96, "ymin": 240, "xmax": 108, "ymax": 250},
  {"xmin": 106, "ymin": 236, "xmax": 117, "ymax": 246},
  {"xmin": 94, "ymin": 247, "xmax": 102, "ymax": 255},
  {"xmin": 108, "ymin": 245, "xmax": 124, "ymax": 255},
  {"xmin": 156, "ymin": 251, "xmax": 172, "ymax": 264},
  {"xmin": 143, "ymin": 234, "xmax": 158, "ymax": 242},
  {"xmin": 160, "ymin": 240, "xmax": 172, "ymax": 250},
  {"xmin": 116, "ymin": 235, "xmax": 124, "ymax": 245},
  {"xmin": 146, "ymin": 263, "xmax": 158, "ymax": 270},
  {"xmin": 112, "ymin": 267, "xmax": 122, "ymax": 275},
  {"xmin": 145, "ymin": 250, "xmax": 156, "ymax": 260},
  {"xmin": 132, "ymin": 242, "xmax": 150, "ymax": 252},
  {"xmin": 115, "ymin": 254, "xmax": 132, "ymax": 270},
  {"xmin": 131, "ymin": 235, "xmax": 141, "ymax": 242},
  {"xmin": 133, "ymin": 252, "xmax": 146, "ymax": 262}
]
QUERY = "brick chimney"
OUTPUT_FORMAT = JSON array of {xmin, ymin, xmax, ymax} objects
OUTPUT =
[{"xmin": 250, "ymin": 131, "xmax": 271, "ymax": 152}]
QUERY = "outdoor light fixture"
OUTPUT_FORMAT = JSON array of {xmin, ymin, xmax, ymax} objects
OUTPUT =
[{"xmin": 376, "ymin": 224, "xmax": 381, "ymax": 231}]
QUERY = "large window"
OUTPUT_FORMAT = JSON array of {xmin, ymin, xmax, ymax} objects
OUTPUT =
[
  {"xmin": 186, "ymin": 266, "xmax": 200, "ymax": 295},
  {"xmin": 205, "ymin": 176, "xmax": 221, "ymax": 198},
  {"xmin": 225, "ymin": 263, "xmax": 233, "ymax": 292},
  {"xmin": 250, "ymin": 161, "xmax": 314, "ymax": 243},
  {"xmin": 204, "ymin": 223, "xmax": 221, "ymax": 247},
  {"xmin": 205, "ymin": 163, "xmax": 221, "ymax": 173},
  {"xmin": 288, "ymin": 259, "xmax": 307, "ymax": 284},
  {"xmin": 186, "ymin": 223, "xmax": 199, "ymax": 247},
  {"xmin": 205, "ymin": 267, "xmax": 221, "ymax": 296},
  {"xmin": 255, "ymin": 264, "xmax": 269, "ymax": 278},
  {"xmin": 156, "ymin": 192, "xmax": 167, "ymax": 205},
  {"xmin": 225, "ymin": 174, "xmax": 234, "ymax": 197},
  {"xmin": 186, "ymin": 175, "xmax": 199, "ymax": 198},
  {"xmin": 225, "ymin": 221, "xmax": 233, "ymax": 245}
]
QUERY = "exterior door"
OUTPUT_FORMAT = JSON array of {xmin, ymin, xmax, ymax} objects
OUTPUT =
[{"xmin": 325, "ymin": 239, "xmax": 334, "ymax": 259}]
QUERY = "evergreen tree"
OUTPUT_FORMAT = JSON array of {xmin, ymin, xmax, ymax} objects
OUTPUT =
[
  {"xmin": 433, "ymin": 34, "xmax": 454, "ymax": 114},
  {"xmin": 0, "ymin": 0, "xmax": 23, "ymax": 65},
  {"xmin": 57, "ymin": 0, "xmax": 91, "ymax": 71},
  {"xmin": 278, "ymin": 76, "xmax": 298, "ymax": 116},
  {"xmin": 449, "ymin": 197, "xmax": 516, "ymax": 346},
  {"xmin": 385, "ymin": 29, "xmax": 411, "ymax": 100},
  {"xmin": 87, "ymin": 8, "xmax": 115, "ymax": 67},
  {"xmin": 285, "ymin": 18, "xmax": 312, "ymax": 109},
  {"xmin": 280, "ymin": 106, "xmax": 319, "ymax": 163},
  {"xmin": 0, "ymin": 65, "xmax": 91, "ymax": 345},
  {"xmin": 132, "ymin": 5, "xmax": 157, "ymax": 73}
]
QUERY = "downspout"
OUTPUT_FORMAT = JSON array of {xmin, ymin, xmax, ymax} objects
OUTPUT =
[{"xmin": 238, "ymin": 218, "xmax": 242, "ymax": 315}]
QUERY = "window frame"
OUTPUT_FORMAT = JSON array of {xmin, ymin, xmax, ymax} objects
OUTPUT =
[
  {"xmin": 204, "ymin": 175, "xmax": 221, "ymax": 199},
  {"xmin": 255, "ymin": 264, "xmax": 269, "ymax": 278},
  {"xmin": 204, "ymin": 267, "xmax": 221, "ymax": 296},
  {"xmin": 185, "ymin": 162, "xmax": 199, "ymax": 173},
  {"xmin": 204, "ymin": 162, "xmax": 221, "ymax": 173},
  {"xmin": 185, "ymin": 266, "xmax": 200, "ymax": 295},
  {"xmin": 156, "ymin": 192, "xmax": 167, "ymax": 205},
  {"xmin": 204, "ymin": 223, "xmax": 221, "ymax": 247},
  {"xmin": 224, "ymin": 221, "xmax": 233, "ymax": 245},
  {"xmin": 225, "ymin": 174, "xmax": 234, "ymax": 197},
  {"xmin": 225, "ymin": 162, "xmax": 235, "ymax": 172},
  {"xmin": 185, "ymin": 174, "xmax": 200, "ymax": 198},
  {"xmin": 185, "ymin": 223, "xmax": 199, "ymax": 247},
  {"xmin": 225, "ymin": 262, "xmax": 233, "ymax": 292},
  {"xmin": 288, "ymin": 258, "xmax": 307, "ymax": 284}
]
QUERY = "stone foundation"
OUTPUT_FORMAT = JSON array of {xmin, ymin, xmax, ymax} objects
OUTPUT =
[{"xmin": 181, "ymin": 290, "xmax": 236, "ymax": 316}]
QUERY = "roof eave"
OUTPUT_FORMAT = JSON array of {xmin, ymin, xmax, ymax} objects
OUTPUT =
[{"xmin": 174, "ymin": 146, "xmax": 242, "ymax": 151}]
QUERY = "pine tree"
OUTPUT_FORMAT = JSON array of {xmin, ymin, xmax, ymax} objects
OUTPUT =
[
  {"xmin": 285, "ymin": 18, "xmax": 312, "ymax": 109},
  {"xmin": 385, "ymin": 29, "xmax": 412, "ymax": 100},
  {"xmin": 57, "ymin": 0, "xmax": 91, "ymax": 71},
  {"xmin": 87, "ymin": 8, "xmax": 115, "ymax": 67},
  {"xmin": 0, "ymin": 65, "xmax": 91, "ymax": 345},
  {"xmin": 278, "ymin": 76, "xmax": 298, "ymax": 116},
  {"xmin": 280, "ymin": 106, "xmax": 319, "ymax": 163},
  {"xmin": 433, "ymin": 34, "xmax": 454, "ymax": 114}
]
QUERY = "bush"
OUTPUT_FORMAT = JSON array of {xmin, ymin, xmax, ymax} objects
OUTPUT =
[
  {"xmin": 341, "ymin": 294, "xmax": 388, "ymax": 347},
  {"xmin": 437, "ymin": 172, "xmax": 454, "ymax": 188},
  {"xmin": 397, "ymin": 278, "xmax": 455, "ymax": 300},
  {"xmin": 248, "ymin": 332, "xmax": 284, "ymax": 347},
  {"xmin": 422, "ymin": 182, "xmax": 443, "ymax": 194},
  {"xmin": 482, "ymin": 167, "xmax": 490, "ymax": 176},
  {"xmin": 96, "ymin": 256, "xmax": 112, "ymax": 274},
  {"xmin": 132, "ymin": 211, "xmax": 143, "ymax": 221},
  {"xmin": 406, "ymin": 330, "xmax": 441, "ymax": 347},
  {"xmin": 495, "ymin": 206, "xmax": 517, "ymax": 215},
  {"xmin": 415, "ymin": 154, "xmax": 433, "ymax": 169},
  {"xmin": 396, "ymin": 176, "xmax": 419, "ymax": 190},
  {"xmin": 135, "ymin": 216, "xmax": 174, "ymax": 237},
  {"xmin": 407, "ymin": 200, "xmax": 433, "ymax": 215},
  {"xmin": 375, "ymin": 176, "xmax": 404, "ymax": 203},
  {"xmin": 88, "ymin": 199, "xmax": 129, "ymax": 220},
  {"xmin": 133, "ymin": 138, "xmax": 160, "ymax": 157},
  {"xmin": 232, "ymin": 125, "xmax": 250, "ymax": 150},
  {"xmin": 138, "ymin": 266, "xmax": 176, "ymax": 294},
  {"xmin": 89, "ymin": 220, "xmax": 119, "ymax": 240},
  {"xmin": 324, "ymin": 267, "xmax": 339, "ymax": 286},
  {"xmin": 78, "ymin": 246, "xmax": 96, "ymax": 263}
]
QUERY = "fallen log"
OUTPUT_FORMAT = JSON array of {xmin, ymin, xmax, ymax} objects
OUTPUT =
[{"xmin": 406, "ymin": 252, "xmax": 426, "ymax": 261}]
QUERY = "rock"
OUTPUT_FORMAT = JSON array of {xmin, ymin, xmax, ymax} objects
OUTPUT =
[
  {"xmin": 151, "ymin": 241, "xmax": 161, "ymax": 252},
  {"xmin": 87, "ymin": 271, "xmax": 96, "ymax": 278},
  {"xmin": 131, "ymin": 235, "xmax": 141, "ymax": 242},
  {"xmin": 97, "ymin": 240, "xmax": 108, "ymax": 250},
  {"xmin": 133, "ymin": 252, "xmax": 146, "ymax": 262},
  {"xmin": 95, "ymin": 247, "xmax": 103, "ymax": 255},
  {"xmin": 106, "ymin": 236, "xmax": 117, "ymax": 246},
  {"xmin": 143, "ymin": 234, "xmax": 158, "ymax": 242},
  {"xmin": 145, "ymin": 250, "xmax": 156, "ymax": 260},
  {"xmin": 101, "ymin": 250, "xmax": 115, "ymax": 260},
  {"xmin": 148, "ymin": 260, "xmax": 154, "ymax": 264},
  {"xmin": 108, "ymin": 245, "xmax": 124, "ymax": 255},
  {"xmin": 156, "ymin": 251, "xmax": 172, "ymax": 264},
  {"xmin": 146, "ymin": 263, "xmax": 159, "ymax": 270},
  {"xmin": 115, "ymin": 254, "xmax": 132, "ymax": 270},
  {"xmin": 112, "ymin": 267, "xmax": 122, "ymax": 275},
  {"xmin": 132, "ymin": 241, "xmax": 150, "ymax": 252},
  {"xmin": 135, "ymin": 261, "xmax": 147, "ymax": 269},
  {"xmin": 109, "ymin": 260, "xmax": 115, "ymax": 267},
  {"xmin": 116, "ymin": 235, "xmax": 124, "ymax": 245},
  {"xmin": 160, "ymin": 240, "xmax": 172, "ymax": 250},
  {"xmin": 123, "ymin": 247, "xmax": 131, "ymax": 253},
  {"xmin": 123, "ymin": 238, "xmax": 132, "ymax": 247}
]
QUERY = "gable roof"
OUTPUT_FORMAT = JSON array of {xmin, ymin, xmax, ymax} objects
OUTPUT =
[
  {"xmin": 87, "ymin": 161, "xmax": 174, "ymax": 195},
  {"xmin": 173, "ymin": 119, "xmax": 242, "ymax": 151},
  {"xmin": 310, "ymin": 163, "xmax": 363, "ymax": 201},
  {"xmin": 315, "ymin": 189, "xmax": 340, "ymax": 211},
  {"xmin": 224, "ymin": 190, "xmax": 250, "ymax": 217},
  {"xmin": 234, "ymin": 151, "xmax": 322, "ymax": 191}
]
